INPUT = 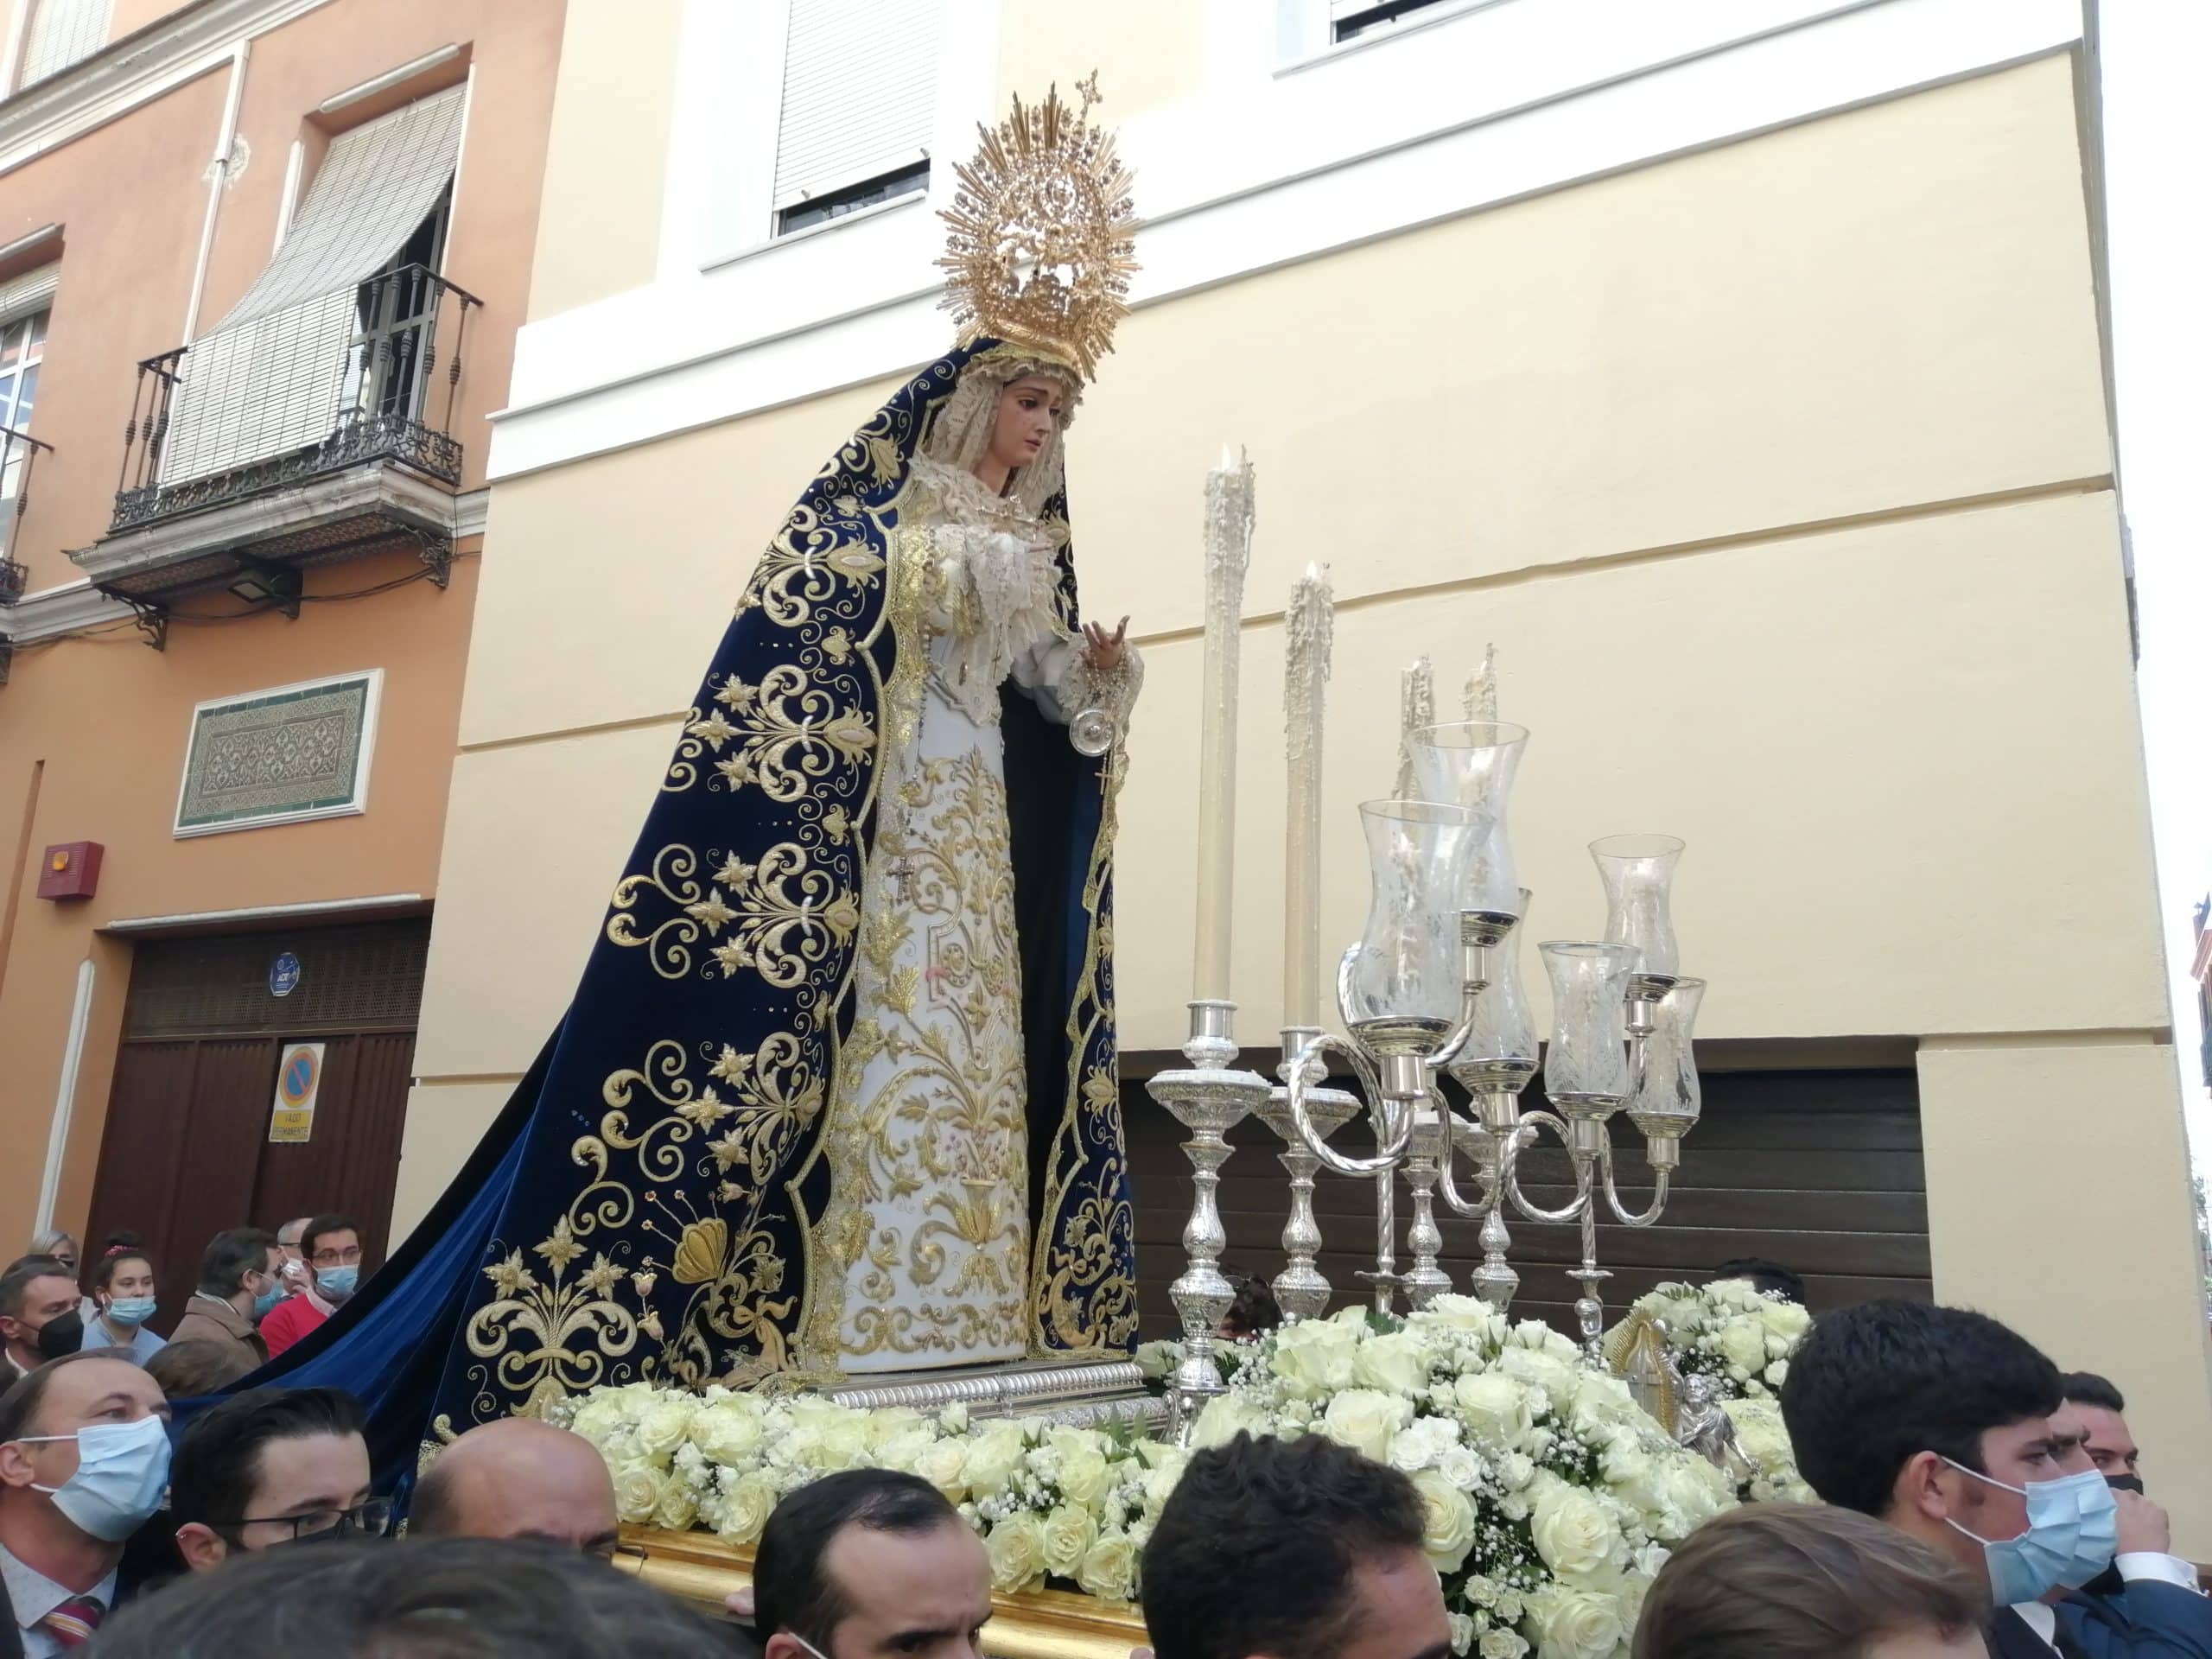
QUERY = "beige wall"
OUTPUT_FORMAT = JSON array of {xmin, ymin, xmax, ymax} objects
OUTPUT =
[
  {"xmin": 1921, "ymin": 1040, "xmax": 2212, "ymax": 1546},
  {"xmin": 412, "ymin": 47, "xmax": 2212, "ymax": 1541}
]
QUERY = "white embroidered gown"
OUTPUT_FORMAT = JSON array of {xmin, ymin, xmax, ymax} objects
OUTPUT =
[{"xmin": 829, "ymin": 456, "xmax": 1135, "ymax": 1372}]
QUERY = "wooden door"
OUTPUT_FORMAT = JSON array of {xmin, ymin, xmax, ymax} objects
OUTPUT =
[{"xmin": 83, "ymin": 920, "xmax": 429, "ymax": 1332}]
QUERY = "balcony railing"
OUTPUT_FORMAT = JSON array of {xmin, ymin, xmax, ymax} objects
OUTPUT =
[
  {"xmin": 0, "ymin": 423, "xmax": 53, "ymax": 606},
  {"xmin": 111, "ymin": 264, "xmax": 480, "ymax": 532}
]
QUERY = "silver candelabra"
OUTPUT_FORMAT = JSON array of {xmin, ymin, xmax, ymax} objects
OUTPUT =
[{"xmin": 1154, "ymin": 723, "xmax": 1709, "ymax": 1423}]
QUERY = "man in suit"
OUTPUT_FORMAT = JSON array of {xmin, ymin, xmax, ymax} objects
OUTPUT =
[
  {"xmin": 2039, "ymin": 1380, "xmax": 2212, "ymax": 1658},
  {"xmin": 1782, "ymin": 1302, "xmax": 2210, "ymax": 1659},
  {"xmin": 0, "ymin": 1264, "xmax": 81, "ymax": 1387},
  {"xmin": 167, "ymin": 1230, "xmax": 282, "ymax": 1374},
  {"xmin": 0, "ymin": 1351, "xmax": 171, "ymax": 1657}
]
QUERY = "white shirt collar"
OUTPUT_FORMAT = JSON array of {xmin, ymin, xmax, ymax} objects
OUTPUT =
[
  {"xmin": 0, "ymin": 1537, "xmax": 118, "ymax": 1639},
  {"xmin": 2012, "ymin": 1602, "xmax": 2059, "ymax": 1647}
]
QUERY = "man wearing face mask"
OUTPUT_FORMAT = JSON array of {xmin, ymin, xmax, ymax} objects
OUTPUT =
[
  {"xmin": 0, "ymin": 1351, "xmax": 172, "ymax": 1656},
  {"xmin": 2039, "ymin": 1380, "xmax": 2212, "ymax": 1657},
  {"xmin": 257, "ymin": 1217, "xmax": 361, "ymax": 1361},
  {"xmin": 167, "ymin": 1230, "xmax": 282, "ymax": 1375},
  {"xmin": 0, "ymin": 1263, "xmax": 84, "ymax": 1386},
  {"xmin": 1782, "ymin": 1302, "xmax": 2209, "ymax": 1659}
]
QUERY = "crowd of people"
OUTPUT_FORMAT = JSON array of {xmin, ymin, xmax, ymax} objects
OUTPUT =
[{"xmin": 1, "ymin": 1220, "xmax": 2207, "ymax": 1657}]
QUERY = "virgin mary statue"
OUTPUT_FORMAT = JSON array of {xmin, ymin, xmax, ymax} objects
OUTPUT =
[{"xmin": 236, "ymin": 85, "xmax": 1148, "ymax": 1474}]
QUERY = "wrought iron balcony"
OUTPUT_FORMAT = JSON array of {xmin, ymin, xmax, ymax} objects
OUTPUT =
[
  {"xmin": 0, "ymin": 423, "xmax": 52, "ymax": 608},
  {"xmin": 73, "ymin": 264, "xmax": 480, "ymax": 617}
]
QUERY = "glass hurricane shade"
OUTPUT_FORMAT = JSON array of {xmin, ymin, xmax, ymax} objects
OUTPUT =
[
  {"xmin": 1343, "ymin": 798, "xmax": 1480, "ymax": 1046},
  {"xmin": 1628, "ymin": 976, "xmax": 1706, "ymax": 1139},
  {"xmin": 1460, "ymin": 887, "xmax": 1538, "ymax": 1069},
  {"xmin": 1590, "ymin": 833, "xmax": 1685, "ymax": 978},
  {"xmin": 1538, "ymin": 940, "xmax": 1639, "ymax": 1105},
  {"xmin": 1406, "ymin": 721, "xmax": 1527, "ymax": 916}
]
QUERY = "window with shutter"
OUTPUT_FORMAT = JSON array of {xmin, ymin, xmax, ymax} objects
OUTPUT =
[
  {"xmin": 1330, "ymin": 0, "xmax": 1464, "ymax": 46},
  {"xmin": 772, "ymin": 0, "xmax": 938, "ymax": 237},
  {"xmin": 159, "ymin": 87, "xmax": 467, "ymax": 486},
  {"xmin": 17, "ymin": 0, "xmax": 111, "ymax": 86}
]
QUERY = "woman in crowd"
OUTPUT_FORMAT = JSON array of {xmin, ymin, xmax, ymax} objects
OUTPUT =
[{"xmin": 86, "ymin": 1236, "xmax": 167, "ymax": 1361}]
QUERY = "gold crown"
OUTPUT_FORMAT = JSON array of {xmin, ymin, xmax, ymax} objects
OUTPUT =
[{"xmin": 938, "ymin": 75, "xmax": 1139, "ymax": 382}]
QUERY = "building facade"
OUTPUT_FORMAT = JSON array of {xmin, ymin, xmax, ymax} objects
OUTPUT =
[
  {"xmin": 0, "ymin": 0, "xmax": 563, "ymax": 1330},
  {"xmin": 403, "ymin": 0, "xmax": 2209, "ymax": 1541}
]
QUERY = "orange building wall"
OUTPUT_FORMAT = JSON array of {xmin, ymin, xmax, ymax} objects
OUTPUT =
[{"xmin": 0, "ymin": 0, "xmax": 565, "ymax": 1251}]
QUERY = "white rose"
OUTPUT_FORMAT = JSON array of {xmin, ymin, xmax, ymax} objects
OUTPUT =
[
  {"xmin": 634, "ymin": 1401, "xmax": 697, "ymax": 1460},
  {"xmin": 1388, "ymin": 1414, "xmax": 1461, "ymax": 1474},
  {"xmin": 1421, "ymin": 1294, "xmax": 1506, "ymax": 1342},
  {"xmin": 1410, "ymin": 1469, "xmax": 1478, "ymax": 1573},
  {"xmin": 569, "ymin": 1395, "xmax": 627, "ymax": 1447},
  {"xmin": 913, "ymin": 1437, "xmax": 971, "ymax": 1501},
  {"xmin": 1354, "ymin": 1331, "xmax": 1430, "ymax": 1397},
  {"xmin": 1759, "ymin": 1299, "xmax": 1812, "ymax": 1342},
  {"xmin": 1320, "ymin": 1389, "xmax": 1413, "ymax": 1464},
  {"xmin": 717, "ymin": 1472, "xmax": 777, "ymax": 1545},
  {"xmin": 612, "ymin": 1461, "xmax": 671, "ymax": 1525},
  {"xmin": 1047, "ymin": 1428, "xmax": 1114, "ymax": 1510},
  {"xmin": 1478, "ymin": 1630, "xmax": 1530, "ymax": 1659},
  {"xmin": 984, "ymin": 1512, "xmax": 1047, "ymax": 1592},
  {"xmin": 1191, "ymin": 1393, "xmax": 1276, "ymax": 1452},
  {"xmin": 1713, "ymin": 1320, "xmax": 1769, "ymax": 1378},
  {"xmin": 654, "ymin": 1480, "xmax": 699, "ymax": 1532},
  {"xmin": 1568, "ymin": 1370, "xmax": 1641, "ymax": 1435},
  {"xmin": 1271, "ymin": 1318, "xmax": 1361, "ymax": 1400},
  {"xmin": 863, "ymin": 1407, "xmax": 928, "ymax": 1448},
  {"xmin": 1522, "ymin": 1584, "xmax": 1626, "ymax": 1659},
  {"xmin": 1039, "ymin": 1503, "xmax": 1098, "ymax": 1580},
  {"xmin": 687, "ymin": 1402, "xmax": 766, "ymax": 1466},
  {"xmin": 1497, "ymin": 1450, "xmax": 1536, "ymax": 1491},
  {"xmin": 961, "ymin": 1424, "xmax": 1029, "ymax": 1496},
  {"xmin": 1497, "ymin": 1347, "xmax": 1580, "ymax": 1413},
  {"xmin": 1447, "ymin": 1611, "xmax": 1477, "ymax": 1656},
  {"xmin": 1436, "ymin": 1445, "xmax": 1484, "ymax": 1491},
  {"xmin": 1455, "ymin": 1370, "xmax": 1536, "ymax": 1450},
  {"xmin": 1142, "ymin": 1450, "xmax": 1189, "ymax": 1520},
  {"xmin": 1763, "ymin": 1359, "xmax": 1789, "ymax": 1390},
  {"xmin": 1077, "ymin": 1528, "xmax": 1140, "ymax": 1603},
  {"xmin": 1134, "ymin": 1339, "xmax": 1180, "ymax": 1381},
  {"xmin": 876, "ymin": 1428, "xmax": 936, "ymax": 1475},
  {"xmin": 1529, "ymin": 1478, "xmax": 1623, "ymax": 1580}
]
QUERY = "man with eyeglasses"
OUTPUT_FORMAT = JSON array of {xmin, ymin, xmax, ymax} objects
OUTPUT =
[
  {"xmin": 169, "ymin": 1388, "xmax": 383, "ymax": 1573},
  {"xmin": 258, "ymin": 1217, "xmax": 363, "ymax": 1362}
]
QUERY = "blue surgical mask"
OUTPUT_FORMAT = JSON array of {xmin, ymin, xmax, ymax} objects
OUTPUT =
[
  {"xmin": 251, "ymin": 1280, "xmax": 286, "ymax": 1320},
  {"xmin": 1942, "ymin": 1459, "xmax": 2118, "ymax": 1604},
  {"xmin": 103, "ymin": 1297, "xmax": 157, "ymax": 1328},
  {"xmin": 18, "ymin": 1414, "xmax": 173, "ymax": 1541},
  {"xmin": 315, "ymin": 1266, "xmax": 359, "ymax": 1299}
]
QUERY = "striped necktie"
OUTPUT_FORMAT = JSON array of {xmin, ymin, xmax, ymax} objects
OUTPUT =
[{"xmin": 38, "ymin": 1595, "xmax": 105, "ymax": 1649}]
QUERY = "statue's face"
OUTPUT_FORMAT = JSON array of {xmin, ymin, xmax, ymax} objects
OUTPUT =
[{"xmin": 985, "ymin": 374, "xmax": 1065, "ymax": 480}]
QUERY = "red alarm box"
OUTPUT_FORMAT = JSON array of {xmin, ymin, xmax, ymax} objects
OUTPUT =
[{"xmin": 37, "ymin": 842, "xmax": 102, "ymax": 901}]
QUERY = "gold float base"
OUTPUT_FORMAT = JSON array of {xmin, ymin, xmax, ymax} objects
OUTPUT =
[{"xmin": 623, "ymin": 1528, "xmax": 1146, "ymax": 1659}]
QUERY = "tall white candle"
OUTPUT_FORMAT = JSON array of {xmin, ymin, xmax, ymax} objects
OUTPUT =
[
  {"xmin": 1464, "ymin": 643, "xmax": 1497, "ymax": 722},
  {"xmin": 1394, "ymin": 656, "xmax": 1434, "ymax": 800},
  {"xmin": 1192, "ymin": 446, "xmax": 1255, "ymax": 1003},
  {"xmin": 1283, "ymin": 563, "xmax": 1335, "ymax": 1031}
]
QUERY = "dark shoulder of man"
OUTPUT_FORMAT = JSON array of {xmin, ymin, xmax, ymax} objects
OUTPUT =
[{"xmin": 710, "ymin": 1615, "xmax": 765, "ymax": 1659}]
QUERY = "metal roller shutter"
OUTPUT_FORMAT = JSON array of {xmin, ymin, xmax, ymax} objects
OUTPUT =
[{"xmin": 772, "ymin": 0, "xmax": 938, "ymax": 211}]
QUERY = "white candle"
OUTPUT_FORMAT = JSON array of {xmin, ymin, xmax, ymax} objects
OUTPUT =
[
  {"xmin": 1464, "ymin": 643, "xmax": 1497, "ymax": 722},
  {"xmin": 1283, "ymin": 563, "xmax": 1335, "ymax": 1031},
  {"xmin": 1395, "ymin": 656, "xmax": 1434, "ymax": 800},
  {"xmin": 1192, "ymin": 447, "xmax": 1255, "ymax": 1003}
]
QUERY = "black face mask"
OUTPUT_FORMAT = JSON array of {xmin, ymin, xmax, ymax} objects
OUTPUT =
[
  {"xmin": 2107, "ymin": 1473, "xmax": 2145, "ymax": 1495},
  {"xmin": 35, "ymin": 1310, "xmax": 83, "ymax": 1361}
]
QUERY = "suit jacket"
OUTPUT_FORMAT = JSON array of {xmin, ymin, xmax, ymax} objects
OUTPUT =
[
  {"xmin": 166, "ymin": 1296, "xmax": 267, "ymax": 1371},
  {"xmin": 0, "ymin": 1575, "xmax": 22, "ymax": 1659},
  {"xmin": 2060, "ymin": 1581, "xmax": 2212, "ymax": 1659},
  {"xmin": 1991, "ymin": 1607, "xmax": 2088, "ymax": 1659}
]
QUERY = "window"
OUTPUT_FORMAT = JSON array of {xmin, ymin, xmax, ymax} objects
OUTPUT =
[
  {"xmin": 1331, "ymin": 0, "xmax": 1470, "ymax": 46},
  {"xmin": 17, "ymin": 0, "xmax": 112, "ymax": 87},
  {"xmin": 0, "ymin": 308, "xmax": 43, "ymax": 499},
  {"xmin": 772, "ymin": 0, "xmax": 938, "ymax": 238}
]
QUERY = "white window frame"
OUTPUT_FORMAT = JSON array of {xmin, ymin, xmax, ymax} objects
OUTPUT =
[
  {"xmin": 173, "ymin": 668, "xmax": 384, "ymax": 839},
  {"xmin": 678, "ymin": 0, "xmax": 996, "ymax": 275},
  {"xmin": 0, "ymin": 303, "xmax": 46, "ymax": 501},
  {"xmin": 1275, "ymin": 0, "xmax": 1514, "ymax": 73}
]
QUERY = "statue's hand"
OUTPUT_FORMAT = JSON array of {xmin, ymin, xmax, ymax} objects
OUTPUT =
[{"xmin": 1083, "ymin": 615, "xmax": 1130, "ymax": 671}]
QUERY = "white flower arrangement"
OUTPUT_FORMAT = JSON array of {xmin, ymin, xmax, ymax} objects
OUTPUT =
[
  {"xmin": 563, "ymin": 1296, "xmax": 1754, "ymax": 1656},
  {"xmin": 1624, "ymin": 1278, "xmax": 1812, "ymax": 1401}
]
